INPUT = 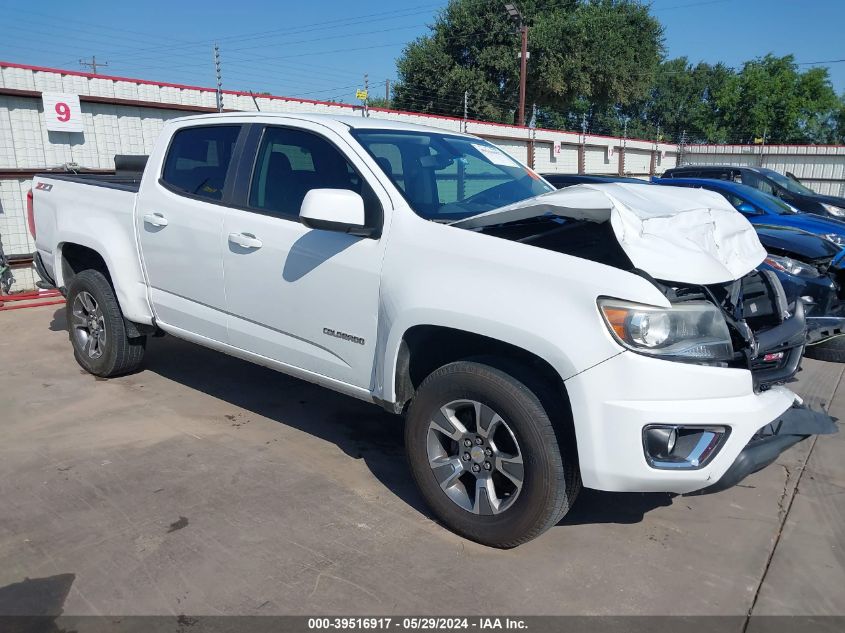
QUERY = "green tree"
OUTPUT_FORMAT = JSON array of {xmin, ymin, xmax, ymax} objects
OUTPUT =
[
  {"xmin": 837, "ymin": 96, "xmax": 845, "ymax": 143},
  {"xmin": 392, "ymin": 0, "xmax": 663, "ymax": 125},
  {"xmin": 635, "ymin": 58, "xmax": 733, "ymax": 143},
  {"xmin": 716, "ymin": 55, "xmax": 840, "ymax": 144}
]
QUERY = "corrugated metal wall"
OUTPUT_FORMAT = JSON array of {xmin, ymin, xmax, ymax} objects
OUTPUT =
[
  {"xmin": 682, "ymin": 145, "xmax": 845, "ymax": 197},
  {"xmin": 0, "ymin": 62, "xmax": 676, "ymax": 291}
]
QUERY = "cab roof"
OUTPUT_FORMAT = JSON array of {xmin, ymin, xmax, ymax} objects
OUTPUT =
[{"xmin": 171, "ymin": 111, "xmax": 471, "ymax": 136}]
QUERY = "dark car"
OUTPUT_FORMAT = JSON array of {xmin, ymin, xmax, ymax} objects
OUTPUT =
[
  {"xmin": 660, "ymin": 165, "xmax": 845, "ymax": 218},
  {"xmin": 756, "ymin": 226, "xmax": 845, "ymax": 362},
  {"xmin": 540, "ymin": 174, "xmax": 646, "ymax": 188},
  {"xmin": 756, "ymin": 224, "xmax": 842, "ymax": 315}
]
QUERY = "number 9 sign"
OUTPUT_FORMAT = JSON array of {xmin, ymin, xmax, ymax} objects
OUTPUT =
[{"xmin": 42, "ymin": 93, "xmax": 83, "ymax": 132}]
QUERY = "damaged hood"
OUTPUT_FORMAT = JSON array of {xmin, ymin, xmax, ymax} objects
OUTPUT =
[{"xmin": 453, "ymin": 183, "xmax": 767, "ymax": 284}]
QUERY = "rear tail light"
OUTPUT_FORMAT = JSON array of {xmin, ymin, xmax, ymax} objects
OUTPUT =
[{"xmin": 26, "ymin": 189, "xmax": 36, "ymax": 239}]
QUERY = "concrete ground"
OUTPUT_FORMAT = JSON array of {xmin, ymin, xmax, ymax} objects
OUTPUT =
[{"xmin": 0, "ymin": 304, "xmax": 843, "ymax": 617}]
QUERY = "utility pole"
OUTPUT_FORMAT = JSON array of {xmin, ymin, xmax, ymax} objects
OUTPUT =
[
  {"xmin": 213, "ymin": 43, "xmax": 223, "ymax": 113},
  {"xmin": 463, "ymin": 90, "xmax": 469, "ymax": 132},
  {"xmin": 385, "ymin": 79, "xmax": 390, "ymax": 107},
  {"xmin": 504, "ymin": 3, "xmax": 529, "ymax": 127},
  {"xmin": 79, "ymin": 56, "xmax": 108, "ymax": 74},
  {"xmin": 364, "ymin": 73, "xmax": 369, "ymax": 117},
  {"xmin": 518, "ymin": 24, "xmax": 528, "ymax": 127}
]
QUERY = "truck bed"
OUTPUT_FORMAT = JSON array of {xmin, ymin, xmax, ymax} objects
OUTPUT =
[{"xmin": 32, "ymin": 171, "xmax": 145, "ymax": 319}]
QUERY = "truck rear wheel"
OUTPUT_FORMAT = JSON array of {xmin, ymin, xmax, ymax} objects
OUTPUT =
[
  {"xmin": 66, "ymin": 269, "xmax": 146, "ymax": 377},
  {"xmin": 405, "ymin": 360, "xmax": 579, "ymax": 548}
]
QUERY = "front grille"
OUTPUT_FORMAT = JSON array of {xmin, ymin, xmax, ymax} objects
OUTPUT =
[{"xmin": 750, "ymin": 344, "xmax": 803, "ymax": 391}]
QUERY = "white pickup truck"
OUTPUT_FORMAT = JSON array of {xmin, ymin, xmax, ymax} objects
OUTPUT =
[{"xmin": 30, "ymin": 113, "xmax": 835, "ymax": 547}]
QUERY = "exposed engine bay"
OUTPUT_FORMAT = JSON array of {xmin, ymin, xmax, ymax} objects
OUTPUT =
[{"xmin": 475, "ymin": 214, "xmax": 806, "ymax": 391}]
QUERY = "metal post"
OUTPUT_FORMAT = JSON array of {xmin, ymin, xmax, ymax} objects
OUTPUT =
[
  {"xmin": 527, "ymin": 103, "xmax": 537, "ymax": 169},
  {"xmin": 214, "ymin": 44, "xmax": 223, "ymax": 113},
  {"xmin": 578, "ymin": 113, "xmax": 587, "ymax": 174},
  {"xmin": 618, "ymin": 118, "xmax": 628, "ymax": 176},
  {"xmin": 518, "ymin": 25, "xmax": 528, "ymax": 127},
  {"xmin": 650, "ymin": 124, "xmax": 660, "ymax": 176}
]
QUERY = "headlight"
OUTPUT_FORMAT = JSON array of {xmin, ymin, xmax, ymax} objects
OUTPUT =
[
  {"xmin": 764, "ymin": 254, "xmax": 820, "ymax": 278},
  {"xmin": 598, "ymin": 298, "xmax": 733, "ymax": 361},
  {"xmin": 821, "ymin": 203, "xmax": 845, "ymax": 217},
  {"xmin": 824, "ymin": 233, "xmax": 845, "ymax": 247}
]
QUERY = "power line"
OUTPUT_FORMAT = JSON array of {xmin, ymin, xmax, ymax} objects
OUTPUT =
[{"xmin": 796, "ymin": 59, "xmax": 845, "ymax": 66}]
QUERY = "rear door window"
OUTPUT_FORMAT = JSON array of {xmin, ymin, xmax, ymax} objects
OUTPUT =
[
  {"xmin": 698, "ymin": 169, "xmax": 731, "ymax": 180},
  {"xmin": 671, "ymin": 169, "xmax": 699, "ymax": 178},
  {"xmin": 741, "ymin": 171, "xmax": 775, "ymax": 195},
  {"xmin": 161, "ymin": 125, "xmax": 241, "ymax": 201}
]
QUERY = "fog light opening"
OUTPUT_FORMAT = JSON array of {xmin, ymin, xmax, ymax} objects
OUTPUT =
[{"xmin": 643, "ymin": 425, "xmax": 729, "ymax": 470}]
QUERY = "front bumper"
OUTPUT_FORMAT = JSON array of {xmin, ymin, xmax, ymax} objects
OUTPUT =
[
  {"xmin": 704, "ymin": 404, "xmax": 837, "ymax": 492},
  {"xmin": 565, "ymin": 351, "xmax": 823, "ymax": 494}
]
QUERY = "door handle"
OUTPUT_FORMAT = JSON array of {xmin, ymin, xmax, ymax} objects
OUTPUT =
[
  {"xmin": 228, "ymin": 232, "xmax": 263, "ymax": 249},
  {"xmin": 143, "ymin": 212, "xmax": 168, "ymax": 227}
]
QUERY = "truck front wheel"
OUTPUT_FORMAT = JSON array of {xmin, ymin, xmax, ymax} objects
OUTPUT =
[
  {"xmin": 405, "ymin": 360, "xmax": 579, "ymax": 548},
  {"xmin": 66, "ymin": 269, "xmax": 146, "ymax": 377}
]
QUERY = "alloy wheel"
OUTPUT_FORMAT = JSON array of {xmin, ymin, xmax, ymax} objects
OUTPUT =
[
  {"xmin": 426, "ymin": 399, "xmax": 524, "ymax": 515},
  {"xmin": 70, "ymin": 291, "xmax": 107, "ymax": 359}
]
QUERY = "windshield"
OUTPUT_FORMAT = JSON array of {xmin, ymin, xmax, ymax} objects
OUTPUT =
[
  {"xmin": 759, "ymin": 190, "xmax": 799, "ymax": 214},
  {"xmin": 352, "ymin": 130, "xmax": 554, "ymax": 221},
  {"xmin": 759, "ymin": 168, "xmax": 816, "ymax": 196}
]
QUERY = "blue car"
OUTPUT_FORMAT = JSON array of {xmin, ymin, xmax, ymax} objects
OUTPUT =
[{"xmin": 651, "ymin": 177, "xmax": 845, "ymax": 248}]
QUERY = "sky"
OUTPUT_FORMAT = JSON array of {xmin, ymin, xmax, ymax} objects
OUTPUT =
[{"xmin": 0, "ymin": 0, "xmax": 842, "ymax": 104}]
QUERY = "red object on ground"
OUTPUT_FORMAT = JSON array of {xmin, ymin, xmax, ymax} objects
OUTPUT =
[{"xmin": 0, "ymin": 289, "xmax": 65, "ymax": 311}]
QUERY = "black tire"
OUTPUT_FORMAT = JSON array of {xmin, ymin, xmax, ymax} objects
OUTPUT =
[
  {"xmin": 66, "ymin": 269, "xmax": 146, "ymax": 377},
  {"xmin": 805, "ymin": 336, "xmax": 845, "ymax": 363},
  {"xmin": 405, "ymin": 360, "xmax": 580, "ymax": 548}
]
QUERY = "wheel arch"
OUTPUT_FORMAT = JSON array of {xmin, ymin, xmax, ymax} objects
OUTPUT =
[
  {"xmin": 59, "ymin": 242, "xmax": 112, "ymax": 288},
  {"xmin": 56, "ymin": 239, "xmax": 154, "ymax": 326},
  {"xmin": 387, "ymin": 324, "xmax": 578, "ymax": 463}
]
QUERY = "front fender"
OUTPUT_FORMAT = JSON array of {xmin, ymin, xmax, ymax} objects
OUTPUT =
[{"xmin": 372, "ymin": 211, "xmax": 664, "ymax": 404}]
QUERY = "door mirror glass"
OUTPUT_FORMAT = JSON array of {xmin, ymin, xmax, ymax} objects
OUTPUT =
[{"xmin": 299, "ymin": 189, "xmax": 367, "ymax": 234}]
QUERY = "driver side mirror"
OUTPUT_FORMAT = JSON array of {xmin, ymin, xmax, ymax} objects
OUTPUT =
[
  {"xmin": 299, "ymin": 189, "xmax": 371, "ymax": 236},
  {"xmin": 736, "ymin": 202, "xmax": 757, "ymax": 215}
]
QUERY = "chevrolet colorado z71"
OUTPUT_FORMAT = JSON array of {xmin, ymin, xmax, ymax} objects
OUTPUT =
[{"xmin": 30, "ymin": 113, "xmax": 836, "ymax": 547}]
